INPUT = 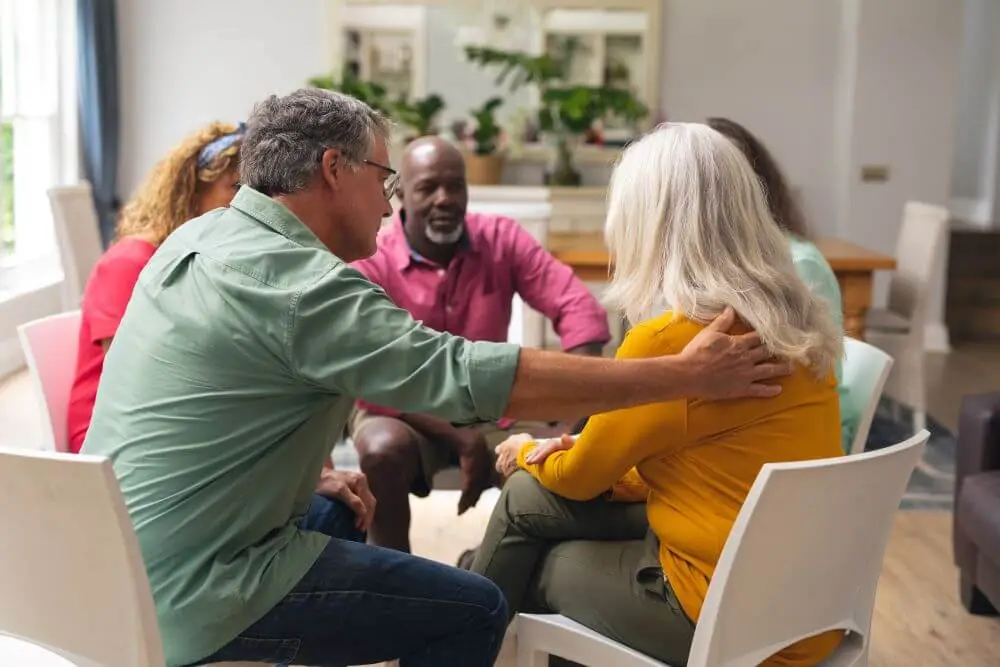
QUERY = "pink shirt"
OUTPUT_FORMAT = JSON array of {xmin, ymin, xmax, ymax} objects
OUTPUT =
[
  {"xmin": 67, "ymin": 237, "xmax": 158, "ymax": 453},
  {"xmin": 351, "ymin": 212, "xmax": 611, "ymax": 416}
]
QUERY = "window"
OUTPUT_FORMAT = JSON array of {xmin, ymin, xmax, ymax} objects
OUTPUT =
[
  {"xmin": 0, "ymin": 0, "xmax": 76, "ymax": 265},
  {"xmin": 340, "ymin": 4, "xmax": 427, "ymax": 100}
]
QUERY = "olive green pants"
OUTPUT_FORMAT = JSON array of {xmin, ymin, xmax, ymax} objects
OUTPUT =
[{"xmin": 471, "ymin": 471, "xmax": 696, "ymax": 667}]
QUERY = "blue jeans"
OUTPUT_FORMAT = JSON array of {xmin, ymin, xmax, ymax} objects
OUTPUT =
[{"xmin": 195, "ymin": 494, "xmax": 508, "ymax": 666}]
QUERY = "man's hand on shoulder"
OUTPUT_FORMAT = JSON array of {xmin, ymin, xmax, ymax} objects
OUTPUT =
[{"xmin": 673, "ymin": 307, "xmax": 794, "ymax": 400}]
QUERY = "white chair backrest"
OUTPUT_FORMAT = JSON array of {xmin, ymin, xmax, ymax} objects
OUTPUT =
[
  {"xmin": 842, "ymin": 337, "xmax": 894, "ymax": 455},
  {"xmin": 16, "ymin": 310, "xmax": 82, "ymax": 452},
  {"xmin": 0, "ymin": 448, "xmax": 164, "ymax": 667},
  {"xmin": 886, "ymin": 201, "xmax": 949, "ymax": 325},
  {"xmin": 48, "ymin": 183, "xmax": 104, "ymax": 306},
  {"xmin": 687, "ymin": 431, "xmax": 929, "ymax": 667}
]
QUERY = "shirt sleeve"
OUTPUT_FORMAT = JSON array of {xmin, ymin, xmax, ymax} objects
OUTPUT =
[
  {"xmin": 506, "ymin": 221, "xmax": 611, "ymax": 351},
  {"xmin": 81, "ymin": 246, "xmax": 153, "ymax": 343},
  {"xmin": 516, "ymin": 322, "xmax": 687, "ymax": 500},
  {"xmin": 290, "ymin": 262, "xmax": 520, "ymax": 423}
]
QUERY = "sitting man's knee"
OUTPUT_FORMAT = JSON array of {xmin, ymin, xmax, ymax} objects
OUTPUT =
[
  {"xmin": 467, "ymin": 572, "xmax": 510, "ymax": 629},
  {"xmin": 354, "ymin": 421, "xmax": 418, "ymax": 480}
]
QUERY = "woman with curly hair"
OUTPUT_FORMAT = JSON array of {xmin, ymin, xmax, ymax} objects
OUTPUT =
[{"xmin": 66, "ymin": 121, "xmax": 244, "ymax": 453}]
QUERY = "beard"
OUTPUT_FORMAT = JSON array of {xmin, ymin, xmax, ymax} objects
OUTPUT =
[{"xmin": 425, "ymin": 221, "xmax": 465, "ymax": 245}]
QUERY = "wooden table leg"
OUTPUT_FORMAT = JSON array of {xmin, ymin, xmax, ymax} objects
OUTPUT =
[{"xmin": 837, "ymin": 271, "xmax": 874, "ymax": 341}]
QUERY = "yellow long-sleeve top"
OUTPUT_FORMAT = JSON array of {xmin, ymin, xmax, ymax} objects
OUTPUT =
[{"xmin": 517, "ymin": 312, "xmax": 845, "ymax": 666}]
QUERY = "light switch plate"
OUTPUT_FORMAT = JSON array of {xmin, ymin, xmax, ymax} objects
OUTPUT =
[{"xmin": 861, "ymin": 165, "xmax": 890, "ymax": 182}]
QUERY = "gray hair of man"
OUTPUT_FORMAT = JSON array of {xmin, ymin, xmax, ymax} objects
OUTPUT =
[
  {"xmin": 603, "ymin": 122, "xmax": 842, "ymax": 377},
  {"xmin": 239, "ymin": 88, "xmax": 392, "ymax": 196}
]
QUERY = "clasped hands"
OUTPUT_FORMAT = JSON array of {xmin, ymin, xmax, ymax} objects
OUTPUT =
[{"xmin": 494, "ymin": 432, "xmax": 577, "ymax": 479}]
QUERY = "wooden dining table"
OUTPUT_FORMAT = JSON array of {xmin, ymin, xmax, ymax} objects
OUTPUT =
[{"xmin": 546, "ymin": 231, "xmax": 897, "ymax": 340}]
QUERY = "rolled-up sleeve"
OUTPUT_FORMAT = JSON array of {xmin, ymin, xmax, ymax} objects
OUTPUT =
[{"xmin": 289, "ymin": 263, "xmax": 520, "ymax": 423}]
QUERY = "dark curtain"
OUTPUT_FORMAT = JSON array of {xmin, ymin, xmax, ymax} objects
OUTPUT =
[{"xmin": 77, "ymin": 0, "xmax": 120, "ymax": 247}]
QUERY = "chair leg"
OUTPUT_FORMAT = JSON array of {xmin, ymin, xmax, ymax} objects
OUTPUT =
[
  {"xmin": 517, "ymin": 644, "xmax": 550, "ymax": 667},
  {"xmin": 960, "ymin": 577, "xmax": 999, "ymax": 616}
]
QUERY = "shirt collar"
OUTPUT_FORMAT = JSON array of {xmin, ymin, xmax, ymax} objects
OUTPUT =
[
  {"xmin": 386, "ymin": 211, "xmax": 476, "ymax": 271},
  {"xmin": 229, "ymin": 186, "xmax": 330, "ymax": 254}
]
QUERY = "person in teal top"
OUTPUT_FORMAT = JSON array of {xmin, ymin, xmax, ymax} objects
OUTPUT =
[
  {"xmin": 708, "ymin": 117, "xmax": 855, "ymax": 452},
  {"xmin": 79, "ymin": 89, "xmax": 792, "ymax": 667}
]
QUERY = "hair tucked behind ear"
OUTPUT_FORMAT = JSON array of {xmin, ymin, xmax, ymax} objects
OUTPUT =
[
  {"xmin": 115, "ymin": 121, "xmax": 241, "ymax": 246},
  {"xmin": 603, "ymin": 122, "xmax": 842, "ymax": 376}
]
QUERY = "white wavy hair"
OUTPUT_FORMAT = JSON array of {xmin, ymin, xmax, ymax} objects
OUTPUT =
[{"xmin": 604, "ymin": 122, "xmax": 842, "ymax": 375}]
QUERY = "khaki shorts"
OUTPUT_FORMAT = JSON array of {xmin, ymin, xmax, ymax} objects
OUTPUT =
[{"xmin": 346, "ymin": 406, "xmax": 556, "ymax": 496}]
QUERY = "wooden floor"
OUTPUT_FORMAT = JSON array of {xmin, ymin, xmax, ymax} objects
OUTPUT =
[{"xmin": 4, "ymin": 344, "xmax": 1000, "ymax": 666}]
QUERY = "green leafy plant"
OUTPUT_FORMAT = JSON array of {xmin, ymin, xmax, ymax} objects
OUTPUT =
[
  {"xmin": 392, "ymin": 93, "xmax": 446, "ymax": 138},
  {"xmin": 464, "ymin": 46, "xmax": 564, "ymax": 90},
  {"xmin": 308, "ymin": 71, "xmax": 393, "ymax": 116},
  {"xmin": 470, "ymin": 97, "xmax": 504, "ymax": 155},
  {"xmin": 465, "ymin": 40, "xmax": 648, "ymax": 185}
]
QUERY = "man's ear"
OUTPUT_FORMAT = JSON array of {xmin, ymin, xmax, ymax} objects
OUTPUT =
[{"xmin": 320, "ymin": 148, "xmax": 343, "ymax": 190}]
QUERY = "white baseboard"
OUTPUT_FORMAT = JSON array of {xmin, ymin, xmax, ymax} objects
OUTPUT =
[
  {"xmin": 950, "ymin": 197, "xmax": 992, "ymax": 227},
  {"xmin": 924, "ymin": 321, "xmax": 951, "ymax": 353}
]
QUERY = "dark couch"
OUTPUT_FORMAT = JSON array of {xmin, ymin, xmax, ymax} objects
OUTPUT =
[{"xmin": 954, "ymin": 391, "xmax": 1000, "ymax": 615}]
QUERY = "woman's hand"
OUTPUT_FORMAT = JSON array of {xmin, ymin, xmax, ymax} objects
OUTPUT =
[
  {"xmin": 494, "ymin": 433, "xmax": 535, "ymax": 478},
  {"xmin": 525, "ymin": 433, "xmax": 577, "ymax": 465}
]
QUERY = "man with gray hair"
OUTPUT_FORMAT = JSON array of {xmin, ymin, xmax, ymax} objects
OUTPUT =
[{"xmin": 83, "ymin": 88, "xmax": 789, "ymax": 667}]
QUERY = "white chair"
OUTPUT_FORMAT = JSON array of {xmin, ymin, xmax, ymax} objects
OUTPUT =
[
  {"xmin": 0, "ymin": 446, "xmax": 264, "ymax": 667},
  {"xmin": 842, "ymin": 337, "xmax": 894, "ymax": 455},
  {"xmin": 17, "ymin": 310, "xmax": 82, "ymax": 452},
  {"xmin": 48, "ymin": 182, "xmax": 104, "ymax": 307},
  {"xmin": 865, "ymin": 201, "xmax": 949, "ymax": 433},
  {"xmin": 516, "ymin": 430, "xmax": 930, "ymax": 667}
]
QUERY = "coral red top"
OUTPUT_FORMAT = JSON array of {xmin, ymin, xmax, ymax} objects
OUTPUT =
[{"xmin": 67, "ymin": 237, "xmax": 157, "ymax": 453}]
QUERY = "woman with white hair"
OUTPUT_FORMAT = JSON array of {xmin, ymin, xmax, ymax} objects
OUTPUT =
[{"xmin": 471, "ymin": 123, "xmax": 845, "ymax": 666}]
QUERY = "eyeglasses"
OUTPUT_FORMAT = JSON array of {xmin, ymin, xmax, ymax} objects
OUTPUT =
[{"xmin": 364, "ymin": 159, "xmax": 400, "ymax": 200}]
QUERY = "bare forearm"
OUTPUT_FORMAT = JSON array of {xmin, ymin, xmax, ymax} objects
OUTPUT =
[{"xmin": 503, "ymin": 348, "xmax": 693, "ymax": 422}]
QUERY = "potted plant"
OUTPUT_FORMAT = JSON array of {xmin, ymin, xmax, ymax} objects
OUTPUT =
[
  {"xmin": 308, "ymin": 71, "xmax": 394, "ymax": 116},
  {"xmin": 465, "ymin": 42, "xmax": 648, "ymax": 186},
  {"xmin": 464, "ymin": 97, "xmax": 505, "ymax": 185},
  {"xmin": 392, "ymin": 93, "xmax": 446, "ymax": 142}
]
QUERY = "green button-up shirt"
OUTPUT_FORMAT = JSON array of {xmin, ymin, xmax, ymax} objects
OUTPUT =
[{"xmin": 81, "ymin": 187, "xmax": 520, "ymax": 667}]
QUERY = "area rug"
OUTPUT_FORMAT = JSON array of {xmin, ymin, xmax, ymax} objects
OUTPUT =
[{"xmin": 865, "ymin": 398, "xmax": 955, "ymax": 511}]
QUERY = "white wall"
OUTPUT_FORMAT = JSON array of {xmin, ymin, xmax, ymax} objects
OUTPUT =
[
  {"xmin": 949, "ymin": 0, "xmax": 1000, "ymax": 227},
  {"xmin": 19, "ymin": 0, "xmax": 958, "ymax": 366},
  {"xmin": 116, "ymin": 0, "xmax": 333, "ymax": 197},
  {"xmin": 842, "ymin": 0, "xmax": 961, "ymax": 351},
  {"xmin": 659, "ymin": 0, "xmax": 843, "ymax": 238},
  {"xmin": 952, "ymin": 0, "xmax": 995, "ymax": 203},
  {"xmin": 659, "ymin": 0, "xmax": 961, "ymax": 350}
]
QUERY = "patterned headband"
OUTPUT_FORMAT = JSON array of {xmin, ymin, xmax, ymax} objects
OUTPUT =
[{"xmin": 197, "ymin": 122, "xmax": 246, "ymax": 169}]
